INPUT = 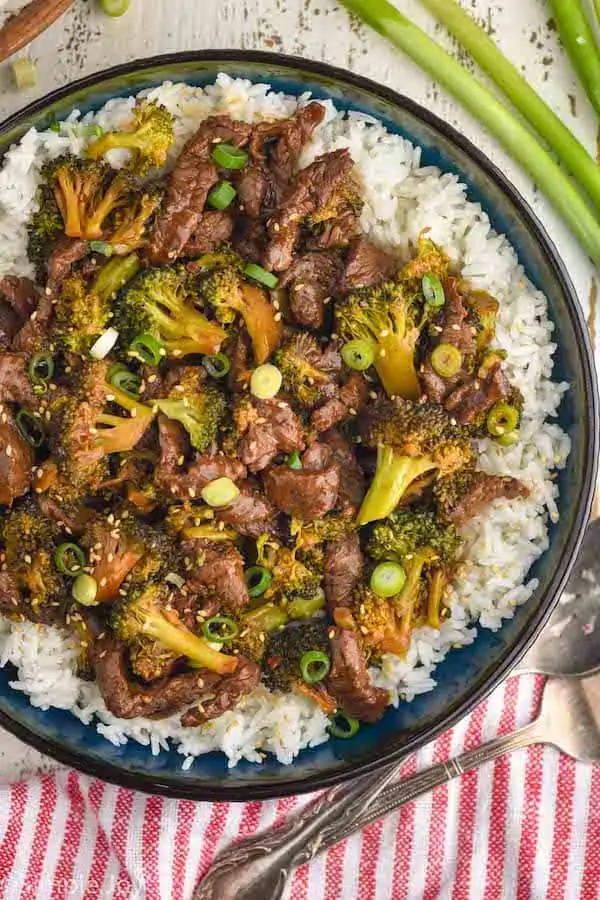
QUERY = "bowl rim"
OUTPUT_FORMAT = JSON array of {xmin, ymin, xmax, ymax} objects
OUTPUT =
[{"xmin": 0, "ymin": 49, "xmax": 597, "ymax": 801}]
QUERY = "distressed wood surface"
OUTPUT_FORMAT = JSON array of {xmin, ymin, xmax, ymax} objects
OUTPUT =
[{"xmin": 0, "ymin": 0, "xmax": 597, "ymax": 780}]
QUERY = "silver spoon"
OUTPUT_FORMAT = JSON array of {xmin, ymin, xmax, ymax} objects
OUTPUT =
[{"xmin": 194, "ymin": 516, "xmax": 600, "ymax": 900}]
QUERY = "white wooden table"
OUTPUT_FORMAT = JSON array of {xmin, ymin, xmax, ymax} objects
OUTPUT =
[{"xmin": 0, "ymin": 0, "xmax": 597, "ymax": 781}]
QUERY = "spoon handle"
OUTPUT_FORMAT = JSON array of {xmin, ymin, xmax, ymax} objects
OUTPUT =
[{"xmin": 194, "ymin": 718, "xmax": 545, "ymax": 900}]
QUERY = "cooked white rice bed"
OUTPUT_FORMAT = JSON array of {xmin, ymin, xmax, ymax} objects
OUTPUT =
[{"xmin": 0, "ymin": 75, "xmax": 570, "ymax": 768}]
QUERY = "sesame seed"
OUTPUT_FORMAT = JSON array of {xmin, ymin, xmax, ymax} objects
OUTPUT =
[
  {"xmin": 369, "ymin": 391, "xmax": 378, "ymax": 400},
  {"xmin": 360, "ymin": 625, "xmax": 368, "ymax": 635},
  {"xmin": 328, "ymin": 628, "xmax": 335, "ymax": 639},
  {"xmin": 174, "ymin": 384, "xmax": 185, "ymax": 393},
  {"xmin": 130, "ymin": 408, "xmax": 137, "ymax": 418},
  {"xmin": 177, "ymin": 455, "xmax": 185, "ymax": 466},
  {"xmin": 348, "ymin": 407, "xmax": 357, "ymax": 416},
  {"xmin": 100, "ymin": 578, "xmax": 107, "ymax": 587},
  {"xmin": 24, "ymin": 554, "xmax": 32, "ymax": 564},
  {"xmin": 105, "ymin": 393, "xmax": 115, "ymax": 402},
  {"xmin": 5, "ymin": 445, "xmax": 12, "ymax": 458},
  {"xmin": 30, "ymin": 310, "xmax": 38, "ymax": 321},
  {"xmin": 274, "ymin": 312, "xmax": 282, "ymax": 322},
  {"xmin": 294, "ymin": 283, "xmax": 305, "ymax": 291},
  {"xmin": 107, "ymin": 553, "xmax": 114, "ymax": 563},
  {"xmin": 273, "ymin": 223, "xmax": 280, "ymax": 232},
  {"xmin": 379, "ymin": 348, "xmax": 386, "ymax": 358}
]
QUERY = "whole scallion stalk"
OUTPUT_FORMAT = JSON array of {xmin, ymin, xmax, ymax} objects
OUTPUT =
[
  {"xmin": 417, "ymin": 0, "xmax": 600, "ymax": 214},
  {"xmin": 550, "ymin": 0, "xmax": 600, "ymax": 119},
  {"xmin": 339, "ymin": 0, "xmax": 600, "ymax": 267}
]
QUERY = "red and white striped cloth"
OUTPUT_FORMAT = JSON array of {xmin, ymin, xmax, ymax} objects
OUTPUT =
[{"xmin": 0, "ymin": 674, "xmax": 598, "ymax": 900}]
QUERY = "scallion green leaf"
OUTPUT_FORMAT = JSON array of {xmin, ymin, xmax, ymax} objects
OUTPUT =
[{"xmin": 549, "ymin": 0, "xmax": 600, "ymax": 120}]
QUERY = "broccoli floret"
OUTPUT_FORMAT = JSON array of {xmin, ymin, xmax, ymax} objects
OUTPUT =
[
  {"xmin": 107, "ymin": 186, "xmax": 162, "ymax": 253},
  {"xmin": 200, "ymin": 266, "xmax": 283, "ymax": 364},
  {"xmin": 111, "ymin": 581, "xmax": 238, "ymax": 675},
  {"xmin": 274, "ymin": 333, "xmax": 332, "ymax": 408},
  {"xmin": 115, "ymin": 266, "xmax": 227, "ymax": 359},
  {"xmin": 156, "ymin": 369, "xmax": 226, "ymax": 452},
  {"xmin": 87, "ymin": 100, "xmax": 175, "ymax": 176},
  {"xmin": 399, "ymin": 234, "xmax": 450, "ymax": 286},
  {"xmin": 305, "ymin": 177, "xmax": 364, "ymax": 245},
  {"xmin": 1, "ymin": 498, "xmax": 66, "ymax": 612},
  {"xmin": 165, "ymin": 504, "xmax": 238, "ymax": 542},
  {"xmin": 335, "ymin": 279, "xmax": 421, "ymax": 400},
  {"xmin": 54, "ymin": 254, "xmax": 140, "ymax": 356},
  {"xmin": 357, "ymin": 398, "xmax": 474, "ymax": 525},
  {"xmin": 291, "ymin": 514, "xmax": 356, "ymax": 549},
  {"xmin": 264, "ymin": 619, "xmax": 330, "ymax": 692},
  {"xmin": 27, "ymin": 184, "xmax": 64, "ymax": 280},
  {"xmin": 464, "ymin": 287, "xmax": 499, "ymax": 353}
]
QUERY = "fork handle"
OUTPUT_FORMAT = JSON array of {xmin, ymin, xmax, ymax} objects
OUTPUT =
[
  {"xmin": 0, "ymin": 0, "xmax": 74, "ymax": 64},
  {"xmin": 194, "ymin": 718, "xmax": 544, "ymax": 900}
]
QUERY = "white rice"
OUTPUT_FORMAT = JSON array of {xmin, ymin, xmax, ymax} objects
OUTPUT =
[{"xmin": 0, "ymin": 74, "xmax": 570, "ymax": 766}]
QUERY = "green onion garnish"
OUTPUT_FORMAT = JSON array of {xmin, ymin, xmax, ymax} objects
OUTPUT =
[
  {"xmin": 201, "ymin": 616, "xmax": 239, "ymax": 643},
  {"xmin": 55, "ymin": 542, "xmax": 86, "ymax": 577},
  {"xmin": 341, "ymin": 339, "xmax": 375, "ymax": 372},
  {"xmin": 28, "ymin": 352, "xmax": 55, "ymax": 386},
  {"xmin": 200, "ymin": 477, "xmax": 240, "ymax": 508},
  {"xmin": 286, "ymin": 451, "xmax": 303, "ymax": 470},
  {"xmin": 49, "ymin": 122, "xmax": 62, "ymax": 133},
  {"xmin": 370, "ymin": 561, "xmax": 407, "ymax": 598},
  {"xmin": 300, "ymin": 650, "xmax": 331, "ymax": 684},
  {"xmin": 328, "ymin": 712, "xmax": 360, "ymax": 739},
  {"xmin": 243, "ymin": 263, "xmax": 279, "ymax": 289},
  {"xmin": 430, "ymin": 344, "xmax": 462, "ymax": 379},
  {"xmin": 89, "ymin": 240, "xmax": 114, "ymax": 256},
  {"xmin": 99, "ymin": 0, "xmax": 130, "ymax": 16},
  {"xmin": 211, "ymin": 143, "xmax": 249, "ymax": 170},
  {"xmin": 486, "ymin": 402, "xmax": 520, "ymax": 437},
  {"xmin": 250, "ymin": 364, "xmax": 282, "ymax": 400},
  {"xmin": 72, "ymin": 574, "xmax": 99, "ymax": 607},
  {"xmin": 15, "ymin": 410, "xmax": 45, "ymax": 448},
  {"xmin": 129, "ymin": 333, "xmax": 162, "ymax": 366},
  {"xmin": 422, "ymin": 273, "xmax": 445, "ymax": 308},
  {"xmin": 202, "ymin": 353, "xmax": 231, "ymax": 379},
  {"xmin": 108, "ymin": 364, "xmax": 142, "ymax": 398},
  {"xmin": 244, "ymin": 566, "xmax": 273, "ymax": 598},
  {"xmin": 207, "ymin": 181, "xmax": 237, "ymax": 210}
]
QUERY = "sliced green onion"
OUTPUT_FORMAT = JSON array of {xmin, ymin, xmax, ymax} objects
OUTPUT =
[
  {"xmin": 370, "ymin": 561, "xmax": 407, "ymax": 598},
  {"xmin": 422, "ymin": 273, "xmax": 445, "ymax": 308},
  {"xmin": 28, "ymin": 352, "xmax": 54, "ymax": 385},
  {"xmin": 300, "ymin": 649, "xmax": 331, "ymax": 684},
  {"xmin": 431, "ymin": 343, "xmax": 462, "ymax": 378},
  {"xmin": 244, "ymin": 565, "xmax": 273, "ymax": 598},
  {"xmin": 416, "ymin": 0, "xmax": 600, "ymax": 215},
  {"xmin": 202, "ymin": 353, "xmax": 230, "ymax": 379},
  {"xmin": 202, "ymin": 616, "xmax": 239, "ymax": 643},
  {"xmin": 243, "ymin": 603, "xmax": 288, "ymax": 633},
  {"xmin": 108, "ymin": 364, "xmax": 141, "ymax": 397},
  {"xmin": 15, "ymin": 410, "xmax": 45, "ymax": 448},
  {"xmin": 99, "ymin": 0, "xmax": 130, "ymax": 16},
  {"xmin": 341, "ymin": 339, "xmax": 375, "ymax": 371},
  {"xmin": 250, "ymin": 364, "xmax": 282, "ymax": 400},
  {"xmin": 49, "ymin": 122, "xmax": 62, "ymax": 133},
  {"xmin": 549, "ymin": 0, "xmax": 600, "ymax": 120},
  {"xmin": 496, "ymin": 429, "xmax": 520, "ymax": 447},
  {"xmin": 211, "ymin": 142, "xmax": 249, "ymax": 170},
  {"xmin": 287, "ymin": 590, "xmax": 326, "ymax": 619},
  {"xmin": 486, "ymin": 402, "xmax": 519, "ymax": 437},
  {"xmin": 340, "ymin": 0, "xmax": 600, "ymax": 267},
  {"xmin": 207, "ymin": 181, "xmax": 237, "ymax": 210},
  {"xmin": 55, "ymin": 542, "xmax": 86, "ymax": 576},
  {"xmin": 90, "ymin": 327, "xmax": 119, "ymax": 360},
  {"xmin": 72, "ymin": 574, "xmax": 99, "ymax": 607},
  {"xmin": 89, "ymin": 240, "xmax": 114, "ymax": 256},
  {"xmin": 11, "ymin": 58, "xmax": 37, "ymax": 90},
  {"xmin": 200, "ymin": 477, "xmax": 240, "ymax": 508},
  {"xmin": 243, "ymin": 263, "xmax": 279, "ymax": 289},
  {"xmin": 328, "ymin": 712, "xmax": 360, "ymax": 739},
  {"xmin": 286, "ymin": 451, "xmax": 303, "ymax": 470},
  {"xmin": 129, "ymin": 333, "xmax": 162, "ymax": 366},
  {"xmin": 73, "ymin": 123, "xmax": 103, "ymax": 140}
]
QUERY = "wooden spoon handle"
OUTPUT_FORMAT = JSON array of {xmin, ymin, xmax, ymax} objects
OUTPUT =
[{"xmin": 0, "ymin": 0, "xmax": 74, "ymax": 64}]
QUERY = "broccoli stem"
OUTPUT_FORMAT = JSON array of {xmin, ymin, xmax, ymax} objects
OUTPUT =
[
  {"xmin": 92, "ymin": 254, "xmax": 140, "ymax": 301},
  {"xmin": 426, "ymin": 568, "xmax": 446, "ymax": 629},
  {"xmin": 418, "ymin": 0, "xmax": 600, "ymax": 213},
  {"xmin": 340, "ymin": 0, "xmax": 600, "ymax": 267},
  {"xmin": 357, "ymin": 446, "xmax": 435, "ymax": 525},
  {"xmin": 374, "ymin": 334, "xmax": 420, "ymax": 400},
  {"xmin": 144, "ymin": 612, "xmax": 238, "ymax": 675}
]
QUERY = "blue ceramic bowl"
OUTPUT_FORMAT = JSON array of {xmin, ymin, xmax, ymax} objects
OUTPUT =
[{"xmin": 0, "ymin": 52, "xmax": 597, "ymax": 800}]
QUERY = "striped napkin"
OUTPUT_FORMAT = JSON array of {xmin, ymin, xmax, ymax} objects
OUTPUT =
[{"xmin": 0, "ymin": 674, "xmax": 598, "ymax": 900}]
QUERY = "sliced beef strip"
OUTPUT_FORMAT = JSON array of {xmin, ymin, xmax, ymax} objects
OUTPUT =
[
  {"xmin": 183, "ymin": 210, "xmax": 234, "ymax": 256},
  {"xmin": 324, "ymin": 533, "xmax": 363, "ymax": 611},
  {"xmin": 340, "ymin": 236, "xmax": 397, "ymax": 293},
  {"xmin": 185, "ymin": 541, "xmax": 250, "ymax": 612},
  {"xmin": 0, "ymin": 276, "xmax": 38, "ymax": 319},
  {"xmin": 236, "ymin": 163, "xmax": 279, "ymax": 219},
  {"xmin": 443, "ymin": 362, "xmax": 510, "ymax": 426},
  {"xmin": 280, "ymin": 250, "xmax": 343, "ymax": 330},
  {"xmin": 263, "ymin": 149, "xmax": 355, "ymax": 273},
  {"xmin": 149, "ymin": 116, "xmax": 252, "ymax": 265},
  {"xmin": 215, "ymin": 479, "xmax": 279, "ymax": 539},
  {"xmin": 227, "ymin": 332, "xmax": 254, "ymax": 393},
  {"xmin": 0, "ymin": 411, "xmax": 34, "ymax": 507},
  {"xmin": 92, "ymin": 634, "xmax": 222, "ymax": 720},
  {"xmin": 440, "ymin": 471, "xmax": 530, "ymax": 527},
  {"xmin": 249, "ymin": 102, "xmax": 325, "ymax": 190},
  {"xmin": 180, "ymin": 657, "xmax": 261, "ymax": 726},
  {"xmin": 159, "ymin": 452, "xmax": 247, "ymax": 503},
  {"xmin": 0, "ymin": 571, "xmax": 22, "ymax": 616},
  {"xmin": 301, "ymin": 441, "xmax": 332, "ymax": 471},
  {"xmin": 327, "ymin": 628, "xmax": 388, "ymax": 723},
  {"xmin": 232, "ymin": 216, "xmax": 267, "ymax": 263},
  {"xmin": 419, "ymin": 359, "xmax": 459, "ymax": 406},
  {"xmin": 0, "ymin": 354, "xmax": 37, "ymax": 406},
  {"xmin": 263, "ymin": 461, "xmax": 340, "ymax": 521},
  {"xmin": 0, "ymin": 301, "xmax": 19, "ymax": 351},
  {"xmin": 322, "ymin": 428, "xmax": 366, "ymax": 515},
  {"xmin": 11, "ymin": 291, "xmax": 54, "ymax": 354},
  {"xmin": 46, "ymin": 236, "xmax": 90, "ymax": 292},
  {"xmin": 304, "ymin": 193, "xmax": 362, "ymax": 251},
  {"xmin": 437, "ymin": 278, "xmax": 478, "ymax": 357},
  {"xmin": 310, "ymin": 371, "xmax": 368, "ymax": 433},
  {"xmin": 236, "ymin": 398, "xmax": 305, "ymax": 473}
]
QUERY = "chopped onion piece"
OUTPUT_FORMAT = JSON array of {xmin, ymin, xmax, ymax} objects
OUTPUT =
[{"xmin": 90, "ymin": 327, "xmax": 119, "ymax": 359}]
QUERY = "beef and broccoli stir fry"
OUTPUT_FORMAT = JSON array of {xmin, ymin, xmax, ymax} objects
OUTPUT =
[{"xmin": 0, "ymin": 99, "xmax": 528, "ymax": 733}]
